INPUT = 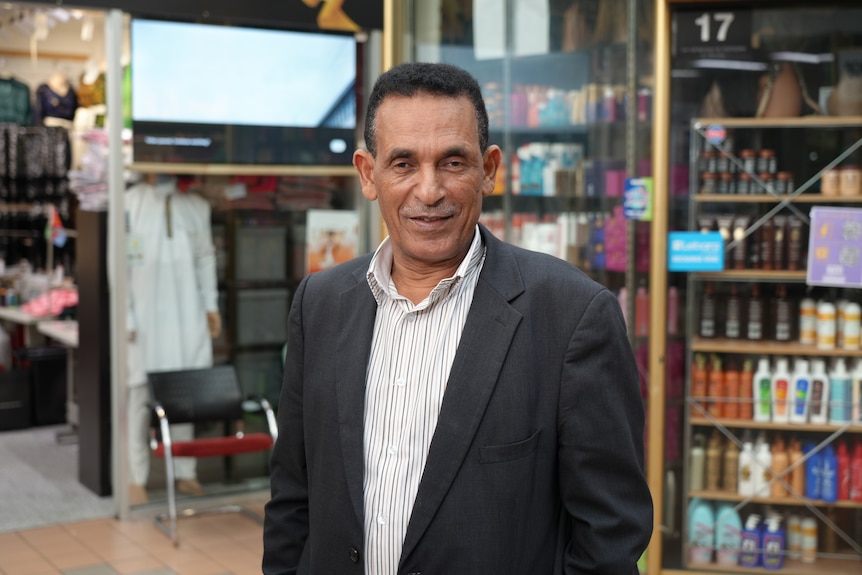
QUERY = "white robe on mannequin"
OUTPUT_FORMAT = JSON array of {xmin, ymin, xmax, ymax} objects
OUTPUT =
[{"xmin": 126, "ymin": 179, "xmax": 219, "ymax": 486}]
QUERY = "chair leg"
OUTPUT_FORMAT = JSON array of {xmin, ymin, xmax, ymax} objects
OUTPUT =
[{"xmin": 164, "ymin": 450, "xmax": 178, "ymax": 545}]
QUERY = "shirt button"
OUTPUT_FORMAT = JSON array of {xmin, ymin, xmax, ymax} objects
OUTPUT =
[
  {"xmin": 387, "ymin": 445, "xmax": 397, "ymax": 455},
  {"xmin": 406, "ymin": 313, "xmax": 416, "ymax": 322},
  {"xmin": 348, "ymin": 546, "xmax": 360, "ymax": 563},
  {"xmin": 394, "ymin": 378, "xmax": 406, "ymax": 387},
  {"xmin": 377, "ymin": 513, "xmax": 387, "ymax": 525}
]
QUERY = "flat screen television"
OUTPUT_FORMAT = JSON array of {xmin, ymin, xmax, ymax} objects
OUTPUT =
[{"xmin": 130, "ymin": 18, "xmax": 357, "ymax": 166}]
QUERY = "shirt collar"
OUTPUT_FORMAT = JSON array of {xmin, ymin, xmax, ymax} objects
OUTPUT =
[{"xmin": 367, "ymin": 226, "xmax": 485, "ymax": 309}]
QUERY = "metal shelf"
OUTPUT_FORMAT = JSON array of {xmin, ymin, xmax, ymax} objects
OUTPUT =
[
  {"xmin": 127, "ymin": 162, "xmax": 357, "ymax": 177},
  {"xmin": 689, "ymin": 489, "xmax": 862, "ymax": 509},
  {"xmin": 689, "ymin": 416, "xmax": 862, "ymax": 433},
  {"xmin": 691, "ymin": 270, "xmax": 807, "ymax": 282},
  {"xmin": 694, "ymin": 194, "xmax": 862, "ymax": 203},
  {"xmin": 693, "ymin": 116, "xmax": 862, "ymax": 129},
  {"xmin": 690, "ymin": 336, "xmax": 862, "ymax": 357}
]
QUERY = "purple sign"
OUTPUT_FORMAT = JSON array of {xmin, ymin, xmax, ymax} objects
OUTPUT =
[{"xmin": 807, "ymin": 207, "xmax": 862, "ymax": 288}]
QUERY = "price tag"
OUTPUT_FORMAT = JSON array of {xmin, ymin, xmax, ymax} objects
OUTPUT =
[{"xmin": 676, "ymin": 9, "xmax": 753, "ymax": 59}]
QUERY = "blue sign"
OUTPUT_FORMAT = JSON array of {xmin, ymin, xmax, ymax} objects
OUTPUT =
[{"xmin": 668, "ymin": 232, "xmax": 725, "ymax": 272}]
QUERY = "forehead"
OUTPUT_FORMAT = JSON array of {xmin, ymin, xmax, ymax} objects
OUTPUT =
[{"xmin": 375, "ymin": 93, "xmax": 478, "ymax": 147}]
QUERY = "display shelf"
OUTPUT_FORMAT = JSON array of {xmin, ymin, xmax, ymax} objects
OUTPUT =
[
  {"xmin": 691, "ymin": 270, "xmax": 807, "ymax": 282},
  {"xmin": 690, "ymin": 336, "xmax": 862, "ymax": 356},
  {"xmin": 688, "ymin": 489, "xmax": 862, "ymax": 509},
  {"xmin": 671, "ymin": 556, "xmax": 862, "ymax": 575},
  {"xmin": 127, "ymin": 162, "xmax": 357, "ymax": 177},
  {"xmin": 693, "ymin": 116, "xmax": 862, "ymax": 129},
  {"xmin": 689, "ymin": 416, "xmax": 862, "ymax": 433},
  {"xmin": 695, "ymin": 194, "xmax": 862, "ymax": 204}
]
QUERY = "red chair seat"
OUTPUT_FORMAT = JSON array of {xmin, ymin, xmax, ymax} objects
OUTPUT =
[{"xmin": 154, "ymin": 433, "xmax": 273, "ymax": 458}]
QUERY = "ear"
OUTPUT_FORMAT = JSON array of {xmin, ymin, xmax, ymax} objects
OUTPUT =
[
  {"xmin": 353, "ymin": 149, "xmax": 378, "ymax": 201},
  {"xmin": 481, "ymin": 144, "xmax": 503, "ymax": 197}
]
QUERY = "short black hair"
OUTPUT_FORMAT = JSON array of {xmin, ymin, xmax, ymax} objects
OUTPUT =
[{"xmin": 363, "ymin": 62, "xmax": 490, "ymax": 157}]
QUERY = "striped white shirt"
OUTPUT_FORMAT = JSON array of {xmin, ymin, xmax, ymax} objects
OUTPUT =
[{"xmin": 362, "ymin": 226, "xmax": 486, "ymax": 575}]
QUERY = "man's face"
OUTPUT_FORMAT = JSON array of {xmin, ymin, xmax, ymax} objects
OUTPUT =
[{"xmin": 354, "ymin": 93, "xmax": 501, "ymax": 274}]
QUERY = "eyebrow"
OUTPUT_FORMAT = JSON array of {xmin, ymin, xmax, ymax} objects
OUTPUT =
[{"xmin": 383, "ymin": 146, "xmax": 472, "ymax": 165}]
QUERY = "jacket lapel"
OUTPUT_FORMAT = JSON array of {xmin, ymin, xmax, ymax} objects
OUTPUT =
[
  {"xmin": 400, "ymin": 230, "xmax": 525, "ymax": 562},
  {"xmin": 336, "ymin": 266, "xmax": 377, "ymax": 525}
]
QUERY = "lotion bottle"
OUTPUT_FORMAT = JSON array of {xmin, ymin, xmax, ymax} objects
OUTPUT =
[
  {"xmin": 754, "ymin": 434, "xmax": 773, "ymax": 497},
  {"xmin": 690, "ymin": 434, "xmax": 706, "ymax": 491},
  {"xmin": 852, "ymin": 359, "xmax": 862, "ymax": 424},
  {"xmin": 739, "ymin": 359, "xmax": 754, "ymax": 420},
  {"xmin": 829, "ymin": 358, "xmax": 852, "ymax": 424},
  {"xmin": 809, "ymin": 359, "xmax": 830, "ymax": 424},
  {"xmin": 771, "ymin": 357, "xmax": 791, "ymax": 423},
  {"xmin": 753, "ymin": 357, "xmax": 772, "ymax": 423},
  {"xmin": 762, "ymin": 515, "xmax": 786, "ymax": 570},
  {"xmin": 789, "ymin": 358, "xmax": 810, "ymax": 424},
  {"xmin": 738, "ymin": 514, "xmax": 762, "ymax": 568},
  {"xmin": 770, "ymin": 435, "xmax": 789, "ymax": 498},
  {"xmin": 738, "ymin": 436, "xmax": 756, "ymax": 497}
]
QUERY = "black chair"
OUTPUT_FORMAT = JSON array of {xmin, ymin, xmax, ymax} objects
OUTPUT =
[{"xmin": 147, "ymin": 364, "xmax": 278, "ymax": 545}]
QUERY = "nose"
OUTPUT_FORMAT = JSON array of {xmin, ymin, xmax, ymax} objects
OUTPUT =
[{"xmin": 413, "ymin": 164, "xmax": 445, "ymax": 206}]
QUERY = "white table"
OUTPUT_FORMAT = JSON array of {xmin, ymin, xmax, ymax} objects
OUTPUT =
[{"xmin": 37, "ymin": 320, "xmax": 79, "ymax": 437}]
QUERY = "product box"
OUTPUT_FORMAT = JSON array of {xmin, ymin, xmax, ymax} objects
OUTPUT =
[{"xmin": 0, "ymin": 369, "xmax": 31, "ymax": 431}]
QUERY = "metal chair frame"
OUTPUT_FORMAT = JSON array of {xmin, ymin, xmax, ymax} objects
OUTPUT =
[{"xmin": 147, "ymin": 365, "xmax": 278, "ymax": 545}]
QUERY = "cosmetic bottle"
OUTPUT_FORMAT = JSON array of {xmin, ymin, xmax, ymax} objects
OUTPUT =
[
  {"xmin": 705, "ymin": 430, "xmax": 723, "ymax": 491},
  {"xmin": 853, "ymin": 360, "xmax": 862, "ymax": 424},
  {"xmin": 714, "ymin": 504, "xmax": 743, "ymax": 566},
  {"xmin": 817, "ymin": 299, "xmax": 837, "ymax": 350},
  {"xmin": 770, "ymin": 435, "xmax": 789, "ymax": 498},
  {"xmin": 787, "ymin": 514, "xmax": 801, "ymax": 560},
  {"xmin": 800, "ymin": 516, "xmax": 817, "ymax": 563},
  {"xmin": 753, "ymin": 357, "xmax": 772, "ymax": 423},
  {"xmin": 829, "ymin": 358, "xmax": 852, "ymax": 424},
  {"xmin": 635, "ymin": 286, "xmax": 649, "ymax": 338},
  {"xmin": 799, "ymin": 294, "xmax": 817, "ymax": 345},
  {"xmin": 772, "ymin": 357, "xmax": 791, "ymax": 423},
  {"xmin": 707, "ymin": 355, "xmax": 724, "ymax": 418},
  {"xmin": 700, "ymin": 282, "xmax": 717, "ymax": 338},
  {"xmin": 724, "ymin": 360, "xmax": 740, "ymax": 419},
  {"xmin": 739, "ymin": 359, "xmax": 754, "ymax": 420},
  {"xmin": 667, "ymin": 286, "xmax": 679, "ymax": 336},
  {"xmin": 837, "ymin": 441, "xmax": 851, "ymax": 501},
  {"xmin": 789, "ymin": 438, "xmax": 805, "ymax": 497},
  {"xmin": 773, "ymin": 285, "xmax": 792, "ymax": 342},
  {"xmin": 723, "ymin": 437, "xmax": 739, "ymax": 494},
  {"xmin": 850, "ymin": 442, "xmax": 862, "ymax": 502},
  {"xmin": 738, "ymin": 514, "xmax": 762, "ymax": 568},
  {"xmin": 724, "ymin": 284, "xmax": 742, "ymax": 339},
  {"xmin": 803, "ymin": 441, "xmax": 822, "ymax": 500},
  {"xmin": 690, "ymin": 434, "xmax": 706, "ymax": 491},
  {"xmin": 690, "ymin": 354, "xmax": 708, "ymax": 417},
  {"xmin": 738, "ymin": 437, "xmax": 756, "ymax": 497},
  {"xmin": 808, "ymin": 359, "xmax": 830, "ymax": 425},
  {"xmin": 753, "ymin": 434, "xmax": 772, "ymax": 497},
  {"xmin": 820, "ymin": 444, "xmax": 838, "ymax": 503},
  {"xmin": 789, "ymin": 358, "xmax": 810, "ymax": 424},
  {"xmin": 746, "ymin": 283, "xmax": 764, "ymax": 340},
  {"xmin": 762, "ymin": 515, "xmax": 786, "ymax": 570}
]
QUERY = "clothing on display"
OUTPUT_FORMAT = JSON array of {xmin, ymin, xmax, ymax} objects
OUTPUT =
[
  {"xmin": 125, "ymin": 179, "xmax": 220, "ymax": 490},
  {"xmin": 34, "ymin": 76, "xmax": 79, "ymax": 126},
  {"xmin": 0, "ymin": 77, "xmax": 32, "ymax": 125}
]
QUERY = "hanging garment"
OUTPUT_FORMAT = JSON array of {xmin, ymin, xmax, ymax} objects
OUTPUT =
[
  {"xmin": 34, "ymin": 83, "xmax": 79, "ymax": 125},
  {"xmin": 126, "ymin": 180, "xmax": 218, "ymax": 384},
  {"xmin": 0, "ymin": 77, "xmax": 32, "ymax": 125}
]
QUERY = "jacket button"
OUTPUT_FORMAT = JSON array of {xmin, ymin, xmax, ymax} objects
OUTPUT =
[
  {"xmin": 348, "ymin": 547, "xmax": 360, "ymax": 563},
  {"xmin": 407, "ymin": 572, "xmax": 422, "ymax": 575}
]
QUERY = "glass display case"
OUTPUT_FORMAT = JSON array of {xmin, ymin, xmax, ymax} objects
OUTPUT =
[
  {"xmin": 657, "ymin": 1, "xmax": 862, "ymax": 573},
  {"xmin": 404, "ymin": 0, "xmax": 655, "ymax": 327}
]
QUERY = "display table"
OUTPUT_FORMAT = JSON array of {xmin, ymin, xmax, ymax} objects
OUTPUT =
[
  {"xmin": 37, "ymin": 320, "xmax": 79, "ymax": 440},
  {"xmin": 0, "ymin": 306, "xmax": 46, "ymax": 347}
]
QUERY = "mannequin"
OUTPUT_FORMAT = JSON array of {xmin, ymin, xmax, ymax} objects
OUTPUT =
[
  {"xmin": 126, "ymin": 175, "xmax": 221, "ymax": 505},
  {"xmin": 35, "ymin": 71, "xmax": 78, "ymax": 126}
]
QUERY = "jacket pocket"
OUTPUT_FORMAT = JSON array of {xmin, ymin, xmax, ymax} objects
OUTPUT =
[{"xmin": 479, "ymin": 429, "xmax": 541, "ymax": 463}]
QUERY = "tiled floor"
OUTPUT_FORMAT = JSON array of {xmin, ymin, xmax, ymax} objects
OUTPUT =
[{"xmin": 0, "ymin": 496, "xmax": 268, "ymax": 575}]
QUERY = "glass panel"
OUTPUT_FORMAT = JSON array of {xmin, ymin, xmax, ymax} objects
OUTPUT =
[{"xmin": 666, "ymin": 2, "xmax": 862, "ymax": 572}]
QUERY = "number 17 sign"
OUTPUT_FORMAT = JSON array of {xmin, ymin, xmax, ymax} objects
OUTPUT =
[{"xmin": 675, "ymin": 8, "xmax": 753, "ymax": 59}]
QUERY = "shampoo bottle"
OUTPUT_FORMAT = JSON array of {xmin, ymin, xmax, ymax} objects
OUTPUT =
[
  {"xmin": 809, "ymin": 359, "xmax": 830, "ymax": 424},
  {"xmin": 739, "ymin": 359, "xmax": 754, "ymax": 420},
  {"xmin": 724, "ymin": 283, "xmax": 742, "ymax": 339},
  {"xmin": 754, "ymin": 434, "xmax": 773, "ymax": 497},
  {"xmin": 708, "ymin": 355, "xmax": 724, "ymax": 418},
  {"xmin": 690, "ymin": 354, "xmax": 708, "ymax": 417},
  {"xmin": 738, "ymin": 437, "xmax": 756, "ymax": 497},
  {"xmin": 837, "ymin": 441, "xmax": 851, "ymax": 501},
  {"xmin": 753, "ymin": 357, "xmax": 772, "ymax": 423},
  {"xmin": 705, "ymin": 430, "xmax": 723, "ymax": 491},
  {"xmin": 829, "ymin": 358, "xmax": 852, "ymax": 424},
  {"xmin": 790, "ymin": 358, "xmax": 811, "ymax": 423},
  {"xmin": 724, "ymin": 360, "xmax": 741, "ymax": 419},
  {"xmin": 852, "ymin": 360, "xmax": 862, "ymax": 424},
  {"xmin": 820, "ymin": 444, "xmax": 838, "ymax": 503},
  {"xmin": 851, "ymin": 442, "xmax": 862, "ymax": 502},
  {"xmin": 739, "ymin": 514, "xmax": 762, "ymax": 568},
  {"xmin": 723, "ymin": 438, "xmax": 740, "ymax": 494},
  {"xmin": 787, "ymin": 514, "xmax": 802, "ymax": 560},
  {"xmin": 789, "ymin": 438, "xmax": 805, "ymax": 497},
  {"xmin": 747, "ymin": 283, "xmax": 764, "ymax": 340},
  {"xmin": 770, "ymin": 435, "xmax": 789, "ymax": 499},
  {"xmin": 762, "ymin": 515, "xmax": 786, "ymax": 570},
  {"xmin": 801, "ymin": 516, "xmax": 817, "ymax": 563},
  {"xmin": 687, "ymin": 499, "xmax": 715, "ymax": 565},
  {"xmin": 772, "ymin": 357, "xmax": 791, "ymax": 423},
  {"xmin": 804, "ymin": 441, "xmax": 822, "ymax": 500},
  {"xmin": 714, "ymin": 504, "xmax": 743, "ymax": 566},
  {"xmin": 690, "ymin": 434, "xmax": 706, "ymax": 491}
]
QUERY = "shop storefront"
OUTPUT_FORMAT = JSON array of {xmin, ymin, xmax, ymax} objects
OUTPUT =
[
  {"xmin": 391, "ymin": 1, "xmax": 862, "ymax": 574},
  {"xmin": 0, "ymin": 0, "xmax": 382, "ymax": 528}
]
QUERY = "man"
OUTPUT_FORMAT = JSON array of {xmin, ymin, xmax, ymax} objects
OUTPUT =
[{"xmin": 263, "ymin": 62, "xmax": 652, "ymax": 574}]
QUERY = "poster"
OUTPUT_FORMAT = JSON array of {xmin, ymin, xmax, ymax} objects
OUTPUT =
[
  {"xmin": 806, "ymin": 207, "xmax": 862, "ymax": 288},
  {"xmin": 305, "ymin": 209, "xmax": 359, "ymax": 274}
]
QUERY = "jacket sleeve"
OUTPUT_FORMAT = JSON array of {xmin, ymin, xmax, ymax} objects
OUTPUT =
[
  {"xmin": 262, "ymin": 275, "xmax": 311, "ymax": 575},
  {"xmin": 558, "ymin": 288, "xmax": 653, "ymax": 574}
]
